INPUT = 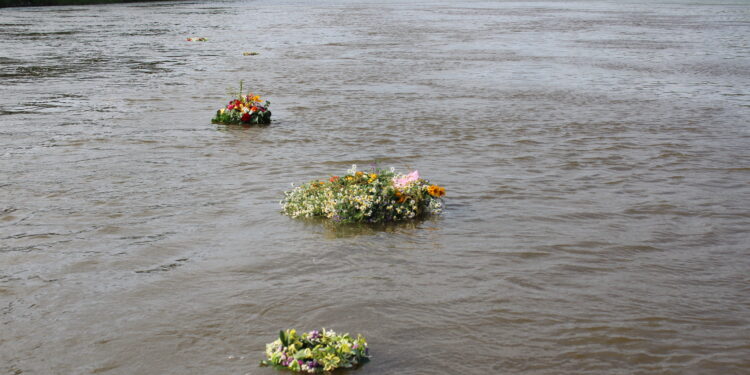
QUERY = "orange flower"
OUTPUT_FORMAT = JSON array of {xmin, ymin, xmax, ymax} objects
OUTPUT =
[
  {"xmin": 330, "ymin": 176, "xmax": 339, "ymax": 182},
  {"xmin": 427, "ymin": 185, "xmax": 446, "ymax": 197},
  {"xmin": 395, "ymin": 191, "xmax": 406, "ymax": 203}
]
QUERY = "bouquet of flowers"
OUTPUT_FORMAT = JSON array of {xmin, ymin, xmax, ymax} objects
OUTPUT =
[
  {"xmin": 261, "ymin": 329, "xmax": 369, "ymax": 373},
  {"xmin": 211, "ymin": 81, "xmax": 271, "ymax": 125},
  {"xmin": 281, "ymin": 165, "xmax": 446, "ymax": 223}
]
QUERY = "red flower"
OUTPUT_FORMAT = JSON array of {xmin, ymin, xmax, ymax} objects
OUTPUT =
[
  {"xmin": 330, "ymin": 176, "xmax": 339, "ymax": 182},
  {"xmin": 227, "ymin": 104, "xmax": 235, "ymax": 110},
  {"xmin": 241, "ymin": 112, "xmax": 251, "ymax": 122}
]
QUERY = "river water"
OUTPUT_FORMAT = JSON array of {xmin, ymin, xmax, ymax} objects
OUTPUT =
[{"xmin": 1, "ymin": 0, "xmax": 749, "ymax": 374}]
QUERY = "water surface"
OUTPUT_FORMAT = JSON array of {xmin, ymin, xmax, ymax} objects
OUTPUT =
[{"xmin": 1, "ymin": 0, "xmax": 749, "ymax": 374}]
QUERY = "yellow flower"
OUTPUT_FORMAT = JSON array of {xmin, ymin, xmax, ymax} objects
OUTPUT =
[
  {"xmin": 355, "ymin": 171, "xmax": 364, "ymax": 177},
  {"xmin": 340, "ymin": 342, "xmax": 351, "ymax": 354},
  {"xmin": 368, "ymin": 173, "xmax": 378, "ymax": 183},
  {"xmin": 427, "ymin": 185, "xmax": 446, "ymax": 197}
]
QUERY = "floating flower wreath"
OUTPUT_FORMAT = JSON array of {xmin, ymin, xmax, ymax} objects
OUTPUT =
[
  {"xmin": 212, "ymin": 81, "xmax": 271, "ymax": 125},
  {"xmin": 281, "ymin": 165, "xmax": 445, "ymax": 223},
  {"xmin": 261, "ymin": 329, "xmax": 369, "ymax": 373}
]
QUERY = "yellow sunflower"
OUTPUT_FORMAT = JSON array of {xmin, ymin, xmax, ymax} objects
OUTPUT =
[{"xmin": 427, "ymin": 185, "xmax": 446, "ymax": 197}]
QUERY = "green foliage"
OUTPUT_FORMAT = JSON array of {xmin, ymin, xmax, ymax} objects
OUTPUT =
[
  {"xmin": 261, "ymin": 328, "xmax": 369, "ymax": 373},
  {"xmin": 211, "ymin": 107, "xmax": 271, "ymax": 125}
]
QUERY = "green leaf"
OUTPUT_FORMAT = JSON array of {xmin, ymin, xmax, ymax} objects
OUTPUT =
[
  {"xmin": 279, "ymin": 330, "xmax": 288, "ymax": 347},
  {"xmin": 293, "ymin": 348, "xmax": 311, "ymax": 360},
  {"xmin": 290, "ymin": 360, "xmax": 301, "ymax": 371}
]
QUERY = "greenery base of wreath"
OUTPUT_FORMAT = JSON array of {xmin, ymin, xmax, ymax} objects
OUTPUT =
[
  {"xmin": 261, "ymin": 329, "xmax": 370, "ymax": 373},
  {"xmin": 211, "ymin": 110, "xmax": 271, "ymax": 125},
  {"xmin": 281, "ymin": 166, "xmax": 446, "ymax": 224}
]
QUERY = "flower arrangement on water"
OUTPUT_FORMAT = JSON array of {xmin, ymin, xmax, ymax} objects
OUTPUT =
[
  {"xmin": 281, "ymin": 165, "xmax": 446, "ymax": 223},
  {"xmin": 261, "ymin": 329, "xmax": 369, "ymax": 373},
  {"xmin": 211, "ymin": 80, "xmax": 271, "ymax": 125}
]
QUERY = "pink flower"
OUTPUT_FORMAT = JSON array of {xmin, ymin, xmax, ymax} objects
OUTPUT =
[{"xmin": 393, "ymin": 170, "xmax": 419, "ymax": 188}]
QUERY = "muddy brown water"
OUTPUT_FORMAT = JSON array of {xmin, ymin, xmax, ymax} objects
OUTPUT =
[{"xmin": 1, "ymin": 0, "xmax": 749, "ymax": 374}]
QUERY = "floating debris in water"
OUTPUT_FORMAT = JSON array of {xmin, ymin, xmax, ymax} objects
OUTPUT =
[
  {"xmin": 212, "ymin": 80, "xmax": 271, "ymax": 125},
  {"xmin": 186, "ymin": 37, "xmax": 208, "ymax": 42},
  {"xmin": 243, "ymin": 52, "xmax": 259, "ymax": 56},
  {"xmin": 282, "ymin": 165, "xmax": 445, "ymax": 224},
  {"xmin": 261, "ymin": 329, "xmax": 369, "ymax": 373}
]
